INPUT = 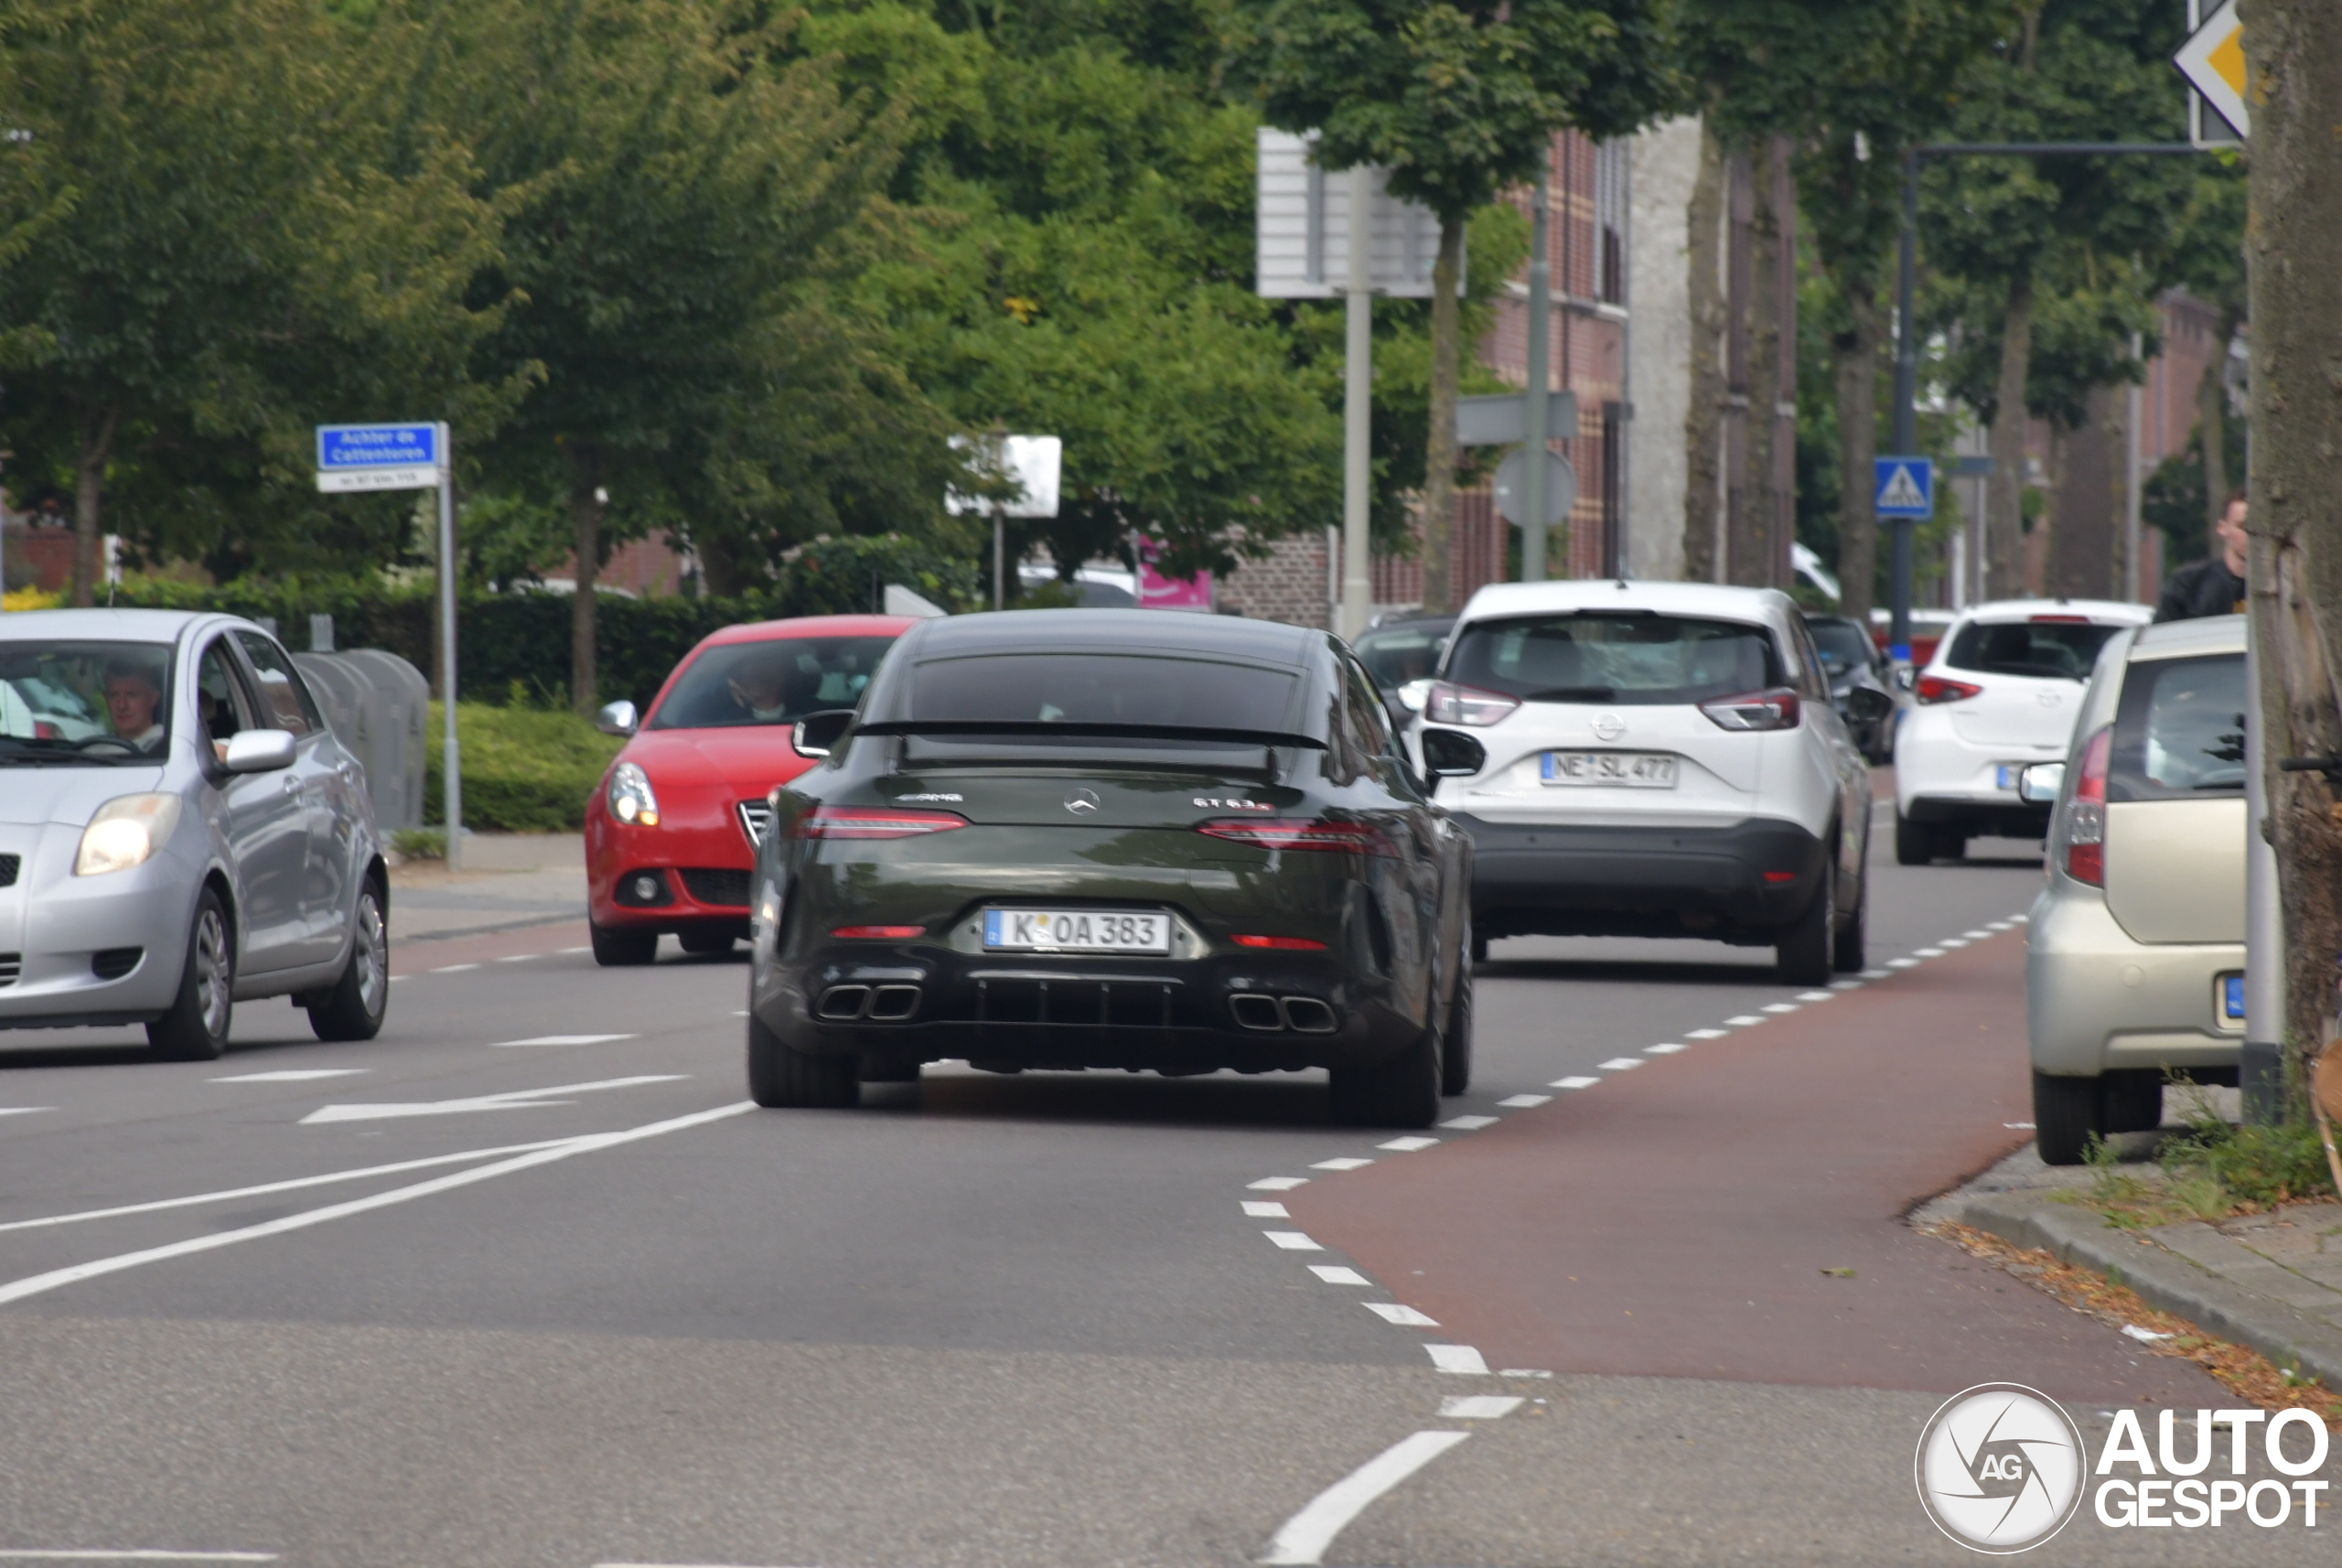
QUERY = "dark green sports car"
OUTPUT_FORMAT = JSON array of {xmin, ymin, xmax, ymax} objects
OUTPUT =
[{"xmin": 743, "ymin": 609, "xmax": 1475, "ymax": 1126}]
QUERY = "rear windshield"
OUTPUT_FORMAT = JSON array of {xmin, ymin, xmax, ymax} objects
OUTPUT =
[
  {"xmin": 2110, "ymin": 654, "xmax": 2245, "ymax": 800},
  {"xmin": 1444, "ymin": 614, "xmax": 1782, "ymax": 706},
  {"xmin": 1945, "ymin": 618, "xmax": 2121, "ymax": 681},
  {"xmin": 650, "ymin": 636, "xmax": 896, "ymax": 730},
  {"xmin": 1804, "ymin": 619, "xmax": 1875, "ymax": 674},
  {"xmin": 0, "ymin": 640, "xmax": 174, "ymax": 765},
  {"xmin": 1352, "ymin": 625, "xmax": 1449, "ymax": 692},
  {"xmin": 907, "ymin": 653, "xmax": 1298, "ymax": 734}
]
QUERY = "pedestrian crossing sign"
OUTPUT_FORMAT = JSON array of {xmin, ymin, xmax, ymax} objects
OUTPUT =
[{"xmin": 1875, "ymin": 457, "xmax": 1934, "ymax": 519}]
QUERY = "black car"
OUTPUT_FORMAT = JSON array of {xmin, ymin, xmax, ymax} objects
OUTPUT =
[
  {"xmin": 744, "ymin": 610, "xmax": 1476, "ymax": 1126},
  {"xmin": 1803, "ymin": 613, "xmax": 1896, "ymax": 763}
]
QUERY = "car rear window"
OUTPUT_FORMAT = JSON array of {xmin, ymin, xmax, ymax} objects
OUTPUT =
[
  {"xmin": 1444, "ymin": 613, "xmax": 1782, "ymax": 706},
  {"xmin": 650, "ymin": 636, "xmax": 896, "ymax": 730},
  {"xmin": 1803, "ymin": 618, "xmax": 1875, "ymax": 674},
  {"xmin": 2109, "ymin": 653, "xmax": 2245, "ymax": 800},
  {"xmin": 1352, "ymin": 625, "xmax": 1449, "ymax": 692},
  {"xmin": 1944, "ymin": 618, "xmax": 2122, "ymax": 681},
  {"xmin": 907, "ymin": 653, "xmax": 1298, "ymax": 734}
]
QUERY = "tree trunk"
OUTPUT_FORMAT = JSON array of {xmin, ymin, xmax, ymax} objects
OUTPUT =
[
  {"xmin": 1419, "ymin": 217, "xmax": 1466, "ymax": 616},
  {"xmin": 2047, "ymin": 385, "xmax": 2118, "ymax": 598},
  {"xmin": 2244, "ymin": 0, "xmax": 2342, "ymax": 1057},
  {"xmin": 2196, "ymin": 340, "xmax": 2229, "ymax": 533},
  {"xmin": 70, "ymin": 406, "xmax": 118, "ymax": 608},
  {"xmin": 568, "ymin": 446, "xmax": 606, "ymax": 718},
  {"xmin": 1984, "ymin": 273, "xmax": 2035, "ymax": 599},
  {"xmin": 1832, "ymin": 287, "xmax": 1885, "ymax": 621},
  {"xmin": 1731, "ymin": 136, "xmax": 1791, "ymax": 588},
  {"xmin": 1679, "ymin": 124, "xmax": 1726, "ymax": 585}
]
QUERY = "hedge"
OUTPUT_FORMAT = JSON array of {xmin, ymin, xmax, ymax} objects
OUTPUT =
[
  {"xmin": 423, "ymin": 702, "xmax": 623, "ymax": 832},
  {"xmin": 112, "ymin": 534, "xmax": 977, "ymax": 711}
]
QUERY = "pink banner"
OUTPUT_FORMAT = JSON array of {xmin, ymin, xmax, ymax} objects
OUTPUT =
[{"xmin": 1136, "ymin": 538, "xmax": 1213, "ymax": 611}]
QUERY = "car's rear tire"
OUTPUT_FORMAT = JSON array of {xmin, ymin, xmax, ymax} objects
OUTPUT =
[
  {"xmin": 1832, "ymin": 871, "xmax": 1867, "ymax": 973},
  {"xmin": 2034, "ymin": 1071, "xmax": 2105, "ymax": 1165},
  {"xmin": 1330, "ymin": 1026, "xmax": 1440, "ymax": 1129},
  {"xmin": 149, "ymin": 889, "xmax": 234, "ymax": 1061},
  {"xmin": 747, "ymin": 1014, "xmax": 860, "ymax": 1109},
  {"xmin": 1894, "ymin": 813, "xmax": 1935, "ymax": 865},
  {"xmin": 307, "ymin": 880, "xmax": 389, "ymax": 1042},
  {"xmin": 1469, "ymin": 931, "xmax": 1489, "ymax": 966},
  {"xmin": 678, "ymin": 928, "xmax": 736, "ymax": 956},
  {"xmin": 1440, "ymin": 965, "xmax": 1474, "ymax": 1097},
  {"xmin": 1775, "ymin": 874, "xmax": 1833, "ymax": 987},
  {"xmin": 1935, "ymin": 828, "xmax": 1968, "ymax": 861},
  {"xmin": 591, "ymin": 921, "xmax": 658, "ymax": 967},
  {"xmin": 2102, "ymin": 1069, "xmax": 2165, "ymax": 1133}
]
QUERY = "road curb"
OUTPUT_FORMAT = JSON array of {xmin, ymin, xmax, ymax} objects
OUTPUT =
[{"xmin": 1957, "ymin": 1192, "xmax": 2342, "ymax": 1391}]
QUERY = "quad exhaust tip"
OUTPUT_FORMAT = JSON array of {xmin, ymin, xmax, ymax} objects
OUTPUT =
[
  {"xmin": 817, "ymin": 983, "xmax": 922, "ymax": 1022},
  {"xmin": 1230, "ymin": 993, "xmax": 1338, "ymax": 1034}
]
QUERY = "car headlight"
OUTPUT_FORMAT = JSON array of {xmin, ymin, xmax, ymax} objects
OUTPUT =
[
  {"xmin": 607, "ymin": 762, "xmax": 660, "ymax": 826},
  {"xmin": 75, "ymin": 794, "xmax": 182, "ymax": 876}
]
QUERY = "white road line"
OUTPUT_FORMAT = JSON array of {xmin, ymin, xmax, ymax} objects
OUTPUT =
[
  {"xmin": 1256, "ymin": 1430, "xmax": 1471, "ymax": 1566},
  {"xmin": 1858, "ymin": 968, "xmax": 1891, "ymax": 978},
  {"xmin": 385, "ymin": 975, "xmax": 406, "ymax": 983},
  {"xmin": 1595, "ymin": 1058, "xmax": 1642, "ymax": 1071},
  {"xmin": 1438, "ymin": 1394, "xmax": 1524, "ymax": 1419},
  {"xmin": 1723, "ymin": 1015, "xmax": 1764, "ymax": 1026},
  {"xmin": 1829, "ymin": 979, "xmax": 1864, "ymax": 991},
  {"xmin": 1249, "ymin": 1176, "xmax": 1310, "ymax": 1190},
  {"xmin": 1549, "ymin": 1075, "xmax": 1599, "ymax": 1090},
  {"xmin": 1263, "ymin": 1230, "xmax": 1323, "ymax": 1251},
  {"xmin": 492, "ymin": 1034, "xmax": 639, "ymax": 1048},
  {"xmin": 493, "ymin": 954, "xmax": 537, "ymax": 962},
  {"xmin": 1309, "ymin": 1264, "xmax": 1370, "ymax": 1284},
  {"xmin": 1425, "ymin": 1343, "xmax": 1489, "ymax": 1374},
  {"xmin": 0, "ymin": 1554, "xmax": 280, "ymax": 1563},
  {"xmin": 1241, "ymin": 1200, "xmax": 1290, "ymax": 1218},
  {"xmin": 1498, "ymin": 1368, "xmax": 1553, "ymax": 1378},
  {"xmin": 1758, "ymin": 1003, "xmax": 1799, "ymax": 1014},
  {"xmin": 0, "ymin": 1104, "xmax": 753, "ymax": 1309},
  {"xmin": 1794, "ymin": 991, "xmax": 1836, "ymax": 1002},
  {"xmin": 299, "ymin": 1075, "xmax": 686, "ymax": 1125},
  {"xmin": 560, "ymin": 946, "xmax": 593, "ymax": 953},
  {"xmin": 1377, "ymin": 1135, "xmax": 1439, "ymax": 1152},
  {"xmin": 0, "ymin": 1108, "xmax": 54, "ymax": 1117},
  {"xmin": 2011, "ymin": 913, "xmax": 2029, "ymax": 922},
  {"xmin": 1938, "ymin": 938, "xmax": 1969, "ymax": 948},
  {"xmin": 1311, "ymin": 1156, "xmax": 1374, "ymax": 1171},
  {"xmin": 431, "ymin": 964, "xmax": 480, "ymax": 973},
  {"xmin": 1437, "ymin": 1115, "xmax": 1497, "ymax": 1130},
  {"xmin": 0, "ymin": 1140, "xmax": 582, "ymax": 1235},
  {"xmin": 208, "ymin": 1070, "xmax": 368, "ymax": 1083},
  {"xmin": 1644, "ymin": 1043, "xmax": 1686, "ymax": 1056},
  {"xmin": 1914, "ymin": 947, "xmax": 1945, "ymax": 957},
  {"xmin": 1984, "ymin": 921, "xmax": 2013, "ymax": 931},
  {"xmin": 1684, "ymin": 1028, "xmax": 1727, "ymax": 1039},
  {"xmin": 1362, "ymin": 1302, "xmax": 1438, "ymax": 1326},
  {"xmin": 1885, "ymin": 958, "xmax": 1918, "ymax": 969},
  {"xmin": 1495, "ymin": 1093, "xmax": 1551, "ymax": 1108},
  {"xmin": 1962, "ymin": 929, "xmax": 1993, "ymax": 940}
]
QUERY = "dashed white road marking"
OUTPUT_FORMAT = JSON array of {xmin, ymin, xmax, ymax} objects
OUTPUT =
[
  {"xmin": 1438, "ymin": 1394, "xmax": 1525, "ymax": 1419},
  {"xmin": 492, "ymin": 1034, "xmax": 639, "ymax": 1049},
  {"xmin": 2011, "ymin": 913, "xmax": 2029, "ymax": 923},
  {"xmin": 1913, "ymin": 947, "xmax": 1945, "ymax": 957},
  {"xmin": 1595, "ymin": 1058, "xmax": 1642, "ymax": 1071},
  {"xmin": 1829, "ymin": 979, "xmax": 1864, "ymax": 991},
  {"xmin": 1256, "ymin": 1429, "xmax": 1472, "ymax": 1566},
  {"xmin": 208, "ymin": 1069, "xmax": 368, "ymax": 1083},
  {"xmin": 1885, "ymin": 958, "xmax": 1919, "ymax": 969},
  {"xmin": 0, "ymin": 1103, "xmax": 754, "ymax": 1309},
  {"xmin": 1723, "ymin": 1014, "xmax": 1765, "ymax": 1026},
  {"xmin": 493, "ymin": 954, "xmax": 536, "ymax": 963},
  {"xmin": 1549, "ymin": 1075, "xmax": 1599, "ymax": 1090},
  {"xmin": 1937, "ymin": 938, "xmax": 1969, "ymax": 948},
  {"xmin": 1311, "ymin": 1156, "xmax": 1374, "ymax": 1171},
  {"xmin": 1685, "ymin": 1028, "xmax": 1728, "ymax": 1039},
  {"xmin": 0, "ymin": 1553, "xmax": 280, "ymax": 1562},
  {"xmin": 1644, "ymin": 1043, "xmax": 1687, "ymax": 1056},
  {"xmin": 1309, "ymin": 1264, "xmax": 1370, "ymax": 1284},
  {"xmin": 430, "ymin": 963, "xmax": 480, "ymax": 974},
  {"xmin": 1498, "ymin": 1368, "xmax": 1554, "ymax": 1378},
  {"xmin": 1984, "ymin": 921, "xmax": 2013, "ymax": 932},
  {"xmin": 1795, "ymin": 990, "xmax": 1836, "ymax": 1002},
  {"xmin": 1425, "ymin": 1344, "xmax": 1490, "ymax": 1374},
  {"xmin": 1263, "ymin": 1230, "xmax": 1323, "ymax": 1251},
  {"xmin": 0, "ymin": 1108, "xmax": 54, "ymax": 1117},
  {"xmin": 1962, "ymin": 929, "xmax": 1993, "ymax": 940},
  {"xmin": 1362, "ymin": 1302, "xmax": 1439, "ymax": 1326},
  {"xmin": 1241, "ymin": 1200, "xmax": 1290, "ymax": 1218},
  {"xmin": 299, "ymin": 1075, "xmax": 685, "ymax": 1125},
  {"xmin": 1495, "ymin": 1093, "xmax": 1551, "ymax": 1108},
  {"xmin": 1376, "ymin": 1135, "xmax": 1439, "ymax": 1152},
  {"xmin": 1758, "ymin": 1003, "xmax": 1799, "ymax": 1015},
  {"xmin": 1250, "ymin": 1176, "xmax": 1310, "ymax": 1191},
  {"xmin": 1437, "ymin": 1115, "xmax": 1497, "ymax": 1131}
]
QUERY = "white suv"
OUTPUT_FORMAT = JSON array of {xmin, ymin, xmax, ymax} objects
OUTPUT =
[
  {"xmin": 1410, "ymin": 581, "xmax": 1885, "ymax": 984},
  {"xmin": 1894, "ymin": 598, "xmax": 2150, "ymax": 864}
]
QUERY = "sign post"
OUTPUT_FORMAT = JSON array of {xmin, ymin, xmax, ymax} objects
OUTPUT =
[
  {"xmin": 1875, "ymin": 456, "xmax": 1934, "ymax": 662},
  {"xmin": 317, "ymin": 422, "xmax": 460, "ymax": 868}
]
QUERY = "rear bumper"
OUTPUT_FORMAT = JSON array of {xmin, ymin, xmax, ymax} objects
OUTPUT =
[
  {"xmin": 2026, "ymin": 885, "xmax": 2244, "ymax": 1076},
  {"xmin": 1451, "ymin": 814, "xmax": 1828, "ymax": 941},
  {"xmin": 1904, "ymin": 795, "xmax": 2051, "ymax": 840}
]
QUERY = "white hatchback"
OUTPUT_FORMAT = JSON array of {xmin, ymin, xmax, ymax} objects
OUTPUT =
[
  {"xmin": 1892, "ymin": 598, "xmax": 2150, "ymax": 864},
  {"xmin": 1409, "ymin": 581, "xmax": 1885, "ymax": 984}
]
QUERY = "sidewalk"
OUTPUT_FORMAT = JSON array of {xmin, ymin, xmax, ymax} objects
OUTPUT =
[{"xmin": 388, "ymin": 832, "xmax": 586, "ymax": 943}]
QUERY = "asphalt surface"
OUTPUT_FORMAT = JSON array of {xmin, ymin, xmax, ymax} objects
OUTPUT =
[{"xmin": 1, "ymin": 805, "xmax": 2332, "ymax": 1566}]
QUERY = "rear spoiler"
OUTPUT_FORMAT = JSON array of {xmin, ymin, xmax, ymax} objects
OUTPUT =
[{"xmin": 856, "ymin": 720, "xmax": 1326, "ymax": 750}]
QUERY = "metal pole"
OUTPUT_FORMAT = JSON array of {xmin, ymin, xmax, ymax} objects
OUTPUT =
[
  {"xmin": 1888, "ymin": 148, "xmax": 1919, "ymax": 661},
  {"xmin": 2125, "ymin": 329, "xmax": 2143, "ymax": 602},
  {"xmin": 992, "ymin": 507, "xmax": 1004, "ymax": 612},
  {"xmin": 435, "ymin": 422, "xmax": 462, "ymax": 873},
  {"xmin": 1521, "ymin": 163, "xmax": 1552, "ymax": 582},
  {"xmin": 1340, "ymin": 163, "xmax": 1374, "ymax": 640},
  {"xmin": 2242, "ymin": 560, "xmax": 2285, "ymax": 1122}
]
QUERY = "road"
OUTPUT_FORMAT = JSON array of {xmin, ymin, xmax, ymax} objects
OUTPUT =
[{"xmin": 1, "ymin": 808, "xmax": 2331, "ymax": 1566}]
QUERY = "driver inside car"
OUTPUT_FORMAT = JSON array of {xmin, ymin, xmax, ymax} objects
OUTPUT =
[{"xmin": 103, "ymin": 661, "xmax": 167, "ymax": 750}]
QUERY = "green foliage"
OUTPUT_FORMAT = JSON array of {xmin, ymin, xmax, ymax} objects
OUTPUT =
[
  {"xmin": 424, "ymin": 702, "xmax": 624, "ymax": 833},
  {"xmin": 2143, "ymin": 410, "xmax": 2248, "ymax": 568}
]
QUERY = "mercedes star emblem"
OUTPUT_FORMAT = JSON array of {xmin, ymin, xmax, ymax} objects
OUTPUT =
[
  {"xmin": 1064, "ymin": 788, "xmax": 1101, "ymax": 814},
  {"xmin": 1592, "ymin": 712, "xmax": 1628, "ymax": 742}
]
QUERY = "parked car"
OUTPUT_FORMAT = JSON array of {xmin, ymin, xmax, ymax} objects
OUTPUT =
[
  {"xmin": 1802, "ymin": 612, "xmax": 1897, "ymax": 763},
  {"xmin": 1411, "ymin": 580, "xmax": 1885, "ymax": 984},
  {"xmin": 742, "ymin": 609, "xmax": 1474, "ymax": 1125},
  {"xmin": 586, "ymin": 615, "xmax": 915, "ymax": 965},
  {"xmin": 1352, "ymin": 615, "xmax": 1456, "ymax": 732},
  {"xmin": 2020, "ymin": 615, "xmax": 2247, "ymax": 1163},
  {"xmin": 0, "ymin": 609, "xmax": 389, "ymax": 1058},
  {"xmin": 1892, "ymin": 598, "xmax": 2152, "ymax": 864}
]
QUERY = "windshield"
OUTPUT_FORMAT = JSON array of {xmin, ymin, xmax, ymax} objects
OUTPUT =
[
  {"xmin": 2111, "ymin": 654, "xmax": 2246, "ymax": 800},
  {"xmin": 1445, "ymin": 613, "xmax": 1783, "ymax": 706},
  {"xmin": 1804, "ymin": 619, "xmax": 1875, "ymax": 673},
  {"xmin": 1944, "ymin": 618, "xmax": 2122, "ymax": 681},
  {"xmin": 1352, "ymin": 625, "xmax": 1450, "ymax": 692},
  {"xmin": 0, "ymin": 640, "xmax": 175, "ymax": 765},
  {"xmin": 908, "ymin": 653, "xmax": 1299, "ymax": 734},
  {"xmin": 649, "ymin": 636, "xmax": 897, "ymax": 730}
]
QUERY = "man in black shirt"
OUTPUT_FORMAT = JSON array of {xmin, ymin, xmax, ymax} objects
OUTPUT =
[{"xmin": 2155, "ymin": 489, "xmax": 2249, "ymax": 621}]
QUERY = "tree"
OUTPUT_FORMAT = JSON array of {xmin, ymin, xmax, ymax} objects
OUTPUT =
[{"xmin": 1236, "ymin": 0, "xmax": 1677, "ymax": 612}]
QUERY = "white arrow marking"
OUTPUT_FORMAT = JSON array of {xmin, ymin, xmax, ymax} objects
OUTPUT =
[
  {"xmin": 0, "ymin": 1108, "xmax": 54, "ymax": 1118},
  {"xmin": 298, "ymin": 1075, "xmax": 685, "ymax": 1124}
]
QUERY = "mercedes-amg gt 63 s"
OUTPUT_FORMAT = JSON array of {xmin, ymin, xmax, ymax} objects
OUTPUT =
[{"xmin": 743, "ymin": 610, "xmax": 1475, "ymax": 1126}]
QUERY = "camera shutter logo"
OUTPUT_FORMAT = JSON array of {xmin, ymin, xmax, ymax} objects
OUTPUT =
[{"xmin": 1914, "ymin": 1383, "xmax": 2085, "ymax": 1552}]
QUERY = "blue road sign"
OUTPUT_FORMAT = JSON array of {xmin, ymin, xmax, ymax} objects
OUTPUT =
[
  {"xmin": 1875, "ymin": 456, "xmax": 1935, "ymax": 519},
  {"xmin": 317, "ymin": 423, "xmax": 439, "ymax": 471}
]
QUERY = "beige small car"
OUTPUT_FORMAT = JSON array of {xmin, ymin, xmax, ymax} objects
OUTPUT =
[{"xmin": 2022, "ymin": 615, "xmax": 2246, "ymax": 1164}]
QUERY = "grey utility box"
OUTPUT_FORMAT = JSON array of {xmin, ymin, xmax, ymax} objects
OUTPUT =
[{"xmin": 293, "ymin": 649, "xmax": 432, "ymax": 832}]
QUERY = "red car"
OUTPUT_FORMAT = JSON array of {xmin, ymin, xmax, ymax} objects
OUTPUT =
[{"xmin": 586, "ymin": 614, "xmax": 915, "ymax": 964}]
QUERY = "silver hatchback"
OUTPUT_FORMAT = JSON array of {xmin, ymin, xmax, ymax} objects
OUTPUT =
[{"xmin": 0, "ymin": 609, "xmax": 389, "ymax": 1058}]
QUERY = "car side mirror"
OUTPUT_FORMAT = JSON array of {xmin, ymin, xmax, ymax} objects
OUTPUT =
[
  {"xmin": 222, "ymin": 728, "xmax": 297, "ymax": 774},
  {"xmin": 1419, "ymin": 727, "xmax": 1486, "ymax": 779},
  {"xmin": 1843, "ymin": 685, "xmax": 1895, "ymax": 723},
  {"xmin": 2017, "ymin": 762, "xmax": 2066, "ymax": 803},
  {"xmin": 596, "ymin": 700, "xmax": 639, "ymax": 737},
  {"xmin": 792, "ymin": 709, "xmax": 855, "ymax": 758}
]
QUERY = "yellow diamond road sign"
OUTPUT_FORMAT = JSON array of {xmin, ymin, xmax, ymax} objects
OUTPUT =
[{"xmin": 2175, "ymin": 0, "xmax": 2247, "ymax": 139}]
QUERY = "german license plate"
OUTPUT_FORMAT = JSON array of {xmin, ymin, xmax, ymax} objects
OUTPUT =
[
  {"xmin": 1542, "ymin": 750, "xmax": 1677, "ymax": 789},
  {"xmin": 2218, "ymin": 972, "xmax": 2245, "ymax": 1025},
  {"xmin": 1996, "ymin": 764, "xmax": 2025, "ymax": 790},
  {"xmin": 983, "ymin": 908, "xmax": 1170, "ymax": 954}
]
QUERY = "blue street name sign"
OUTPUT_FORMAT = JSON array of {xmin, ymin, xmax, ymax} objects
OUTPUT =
[
  {"xmin": 1875, "ymin": 456, "xmax": 1935, "ymax": 519},
  {"xmin": 316, "ymin": 423, "xmax": 443, "ymax": 493}
]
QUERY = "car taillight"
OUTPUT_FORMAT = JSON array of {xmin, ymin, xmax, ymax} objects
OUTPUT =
[
  {"xmin": 32, "ymin": 720, "xmax": 59, "ymax": 740},
  {"xmin": 797, "ymin": 806, "xmax": 969, "ymax": 840},
  {"xmin": 2064, "ymin": 726, "xmax": 2111, "ymax": 886},
  {"xmin": 1231, "ymin": 934, "xmax": 1328, "ymax": 950},
  {"xmin": 832, "ymin": 924, "xmax": 926, "ymax": 939},
  {"xmin": 1197, "ymin": 819, "xmax": 1398, "ymax": 856},
  {"xmin": 1424, "ymin": 681, "xmax": 1520, "ymax": 727},
  {"xmin": 1698, "ymin": 687, "xmax": 1801, "ymax": 732},
  {"xmin": 1915, "ymin": 673, "xmax": 1984, "ymax": 704}
]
